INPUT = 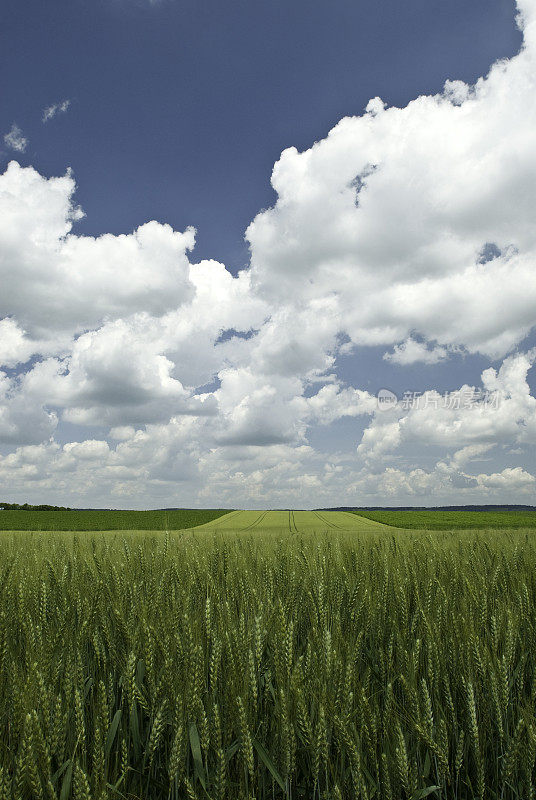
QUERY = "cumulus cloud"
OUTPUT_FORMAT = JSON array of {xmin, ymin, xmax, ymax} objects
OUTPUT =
[
  {"xmin": 42, "ymin": 100, "xmax": 70, "ymax": 123},
  {"xmin": 1, "ymin": 0, "xmax": 536, "ymax": 505},
  {"xmin": 3, "ymin": 124, "xmax": 28, "ymax": 152},
  {"xmin": 0, "ymin": 318, "xmax": 45, "ymax": 368},
  {"xmin": 476, "ymin": 466, "xmax": 535, "ymax": 489},
  {"xmin": 356, "ymin": 462, "xmax": 536, "ymax": 500},
  {"xmin": 0, "ymin": 162, "xmax": 196, "ymax": 340},
  {"xmin": 246, "ymin": 5, "xmax": 536, "ymax": 360},
  {"xmin": 0, "ymin": 372, "xmax": 57, "ymax": 445},
  {"xmin": 357, "ymin": 352, "xmax": 536, "ymax": 464},
  {"xmin": 383, "ymin": 338, "xmax": 450, "ymax": 365}
]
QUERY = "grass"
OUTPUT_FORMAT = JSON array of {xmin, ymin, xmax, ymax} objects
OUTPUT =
[
  {"xmin": 348, "ymin": 508, "xmax": 536, "ymax": 530},
  {"xmin": 195, "ymin": 509, "xmax": 391, "ymax": 532},
  {"xmin": 0, "ymin": 508, "xmax": 230, "ymax": 531},
  {"xmin": 3, "ymin": 506, "xmax": 535, "ymax": 532},
  {"xmin": 1, "ymin": 524, "xmax": 536, "ymax": 799}
]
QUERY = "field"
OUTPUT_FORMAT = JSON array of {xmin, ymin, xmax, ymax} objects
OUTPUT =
[
  {"xmin": 4, "ymin": 506, "xmax": 535, "ymax": 532},
  {"xmin": 195, "ymin": 509, "xmax": 392, "ymax": 533},
  {"xmin": 346, "ymin": 508, "xmax": 536, "ymax": 530},
  {"xmin": 1, "ymin": 512, "xmax": 536, "ymax": 799},
  {"xmin": 0, "ymin": 508, "xmax": 391, "ymax": 533},
  {"xmin": 0, "ymin": 508, "xmax": 230, "ymax": 531}
]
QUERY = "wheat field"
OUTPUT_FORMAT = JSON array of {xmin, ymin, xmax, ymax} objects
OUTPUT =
[{"xmin": 0, "ymin": 524, "xmax": 535, "ymax": 799}]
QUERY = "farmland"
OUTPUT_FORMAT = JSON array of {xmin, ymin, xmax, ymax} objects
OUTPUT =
[
  {"xmin": 0, "ymin": 508, "xmax": 390, "ymax": 533},
  {"xmin": 195, "ymin": 509, "xmax": 392, "ymax": 533},
  {"xmin": 1, "ymin": 513, "xmax": 535, "ymax": 799},
  {"xmin": 345, "ymin": 508, "xmax": 536, "ymax": 530},
  {"xmin": 0, "ymin": 508, "xmax": 230, "ymax": 531},
  {"xmin": 3, "ymin": 505, "xmax": 535, "ymax": 532}
]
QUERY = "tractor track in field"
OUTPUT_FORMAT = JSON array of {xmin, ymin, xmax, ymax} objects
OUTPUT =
[
  {"xmin": 241, "ymin": 510, "xmax": 269, "ymax": 530},
  {"xmin": 312, "ymin": 510, "xmax": 347, "ymax": 530},
  {"xmin": 197, "ymin": 509, "xmax": 243, "ymax": 529},
  {"xmin": 288, "ymin": 510, "xmax": 299, "ymax": 533},
  {"xmin": 199, "ymin": 509, "xmax": 392, "ymax": 533}
]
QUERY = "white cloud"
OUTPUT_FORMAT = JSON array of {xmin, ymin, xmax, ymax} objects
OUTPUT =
[
  {"xmin": 356, "ymin": 462, "xmax": 536, "ymax": 500},
  {"xmin": 0, "ymin": 372, "xmax": 57, "ymax": 445},
  {"xmin": 0, "ymin": 162, "xmax": 196, "ymax": 340},
  {"xmin": 42, "ymin": 100, "xmax": 70, "ymax": 123},
  {"xmin": 0, "ymin": 318, "xmax": 44, "ymax": 368},
  {"xmin": 304, "ymin": 383, "xmax": 377, "ymax": 425},
  {"xmin": 3, "ymin": 124, "xmax": 28, "ymax": 152},
  {"xmin": 448, "ymin": 443, "xmax": 494, "ymax": 469},
  {"xmin": 357, "ymin": 351, "xmax": 536, "ymax": 463},
  {"xmin": 476, "ymin": 466, "xmax": 535, "ymax": 489},
  {"xmin": 246, "ymin": 7, "xmax": 536, "ymax": 360},
  {"xmin": 383, "ymin": 338, "xmax": 450, "ymax": 365}
]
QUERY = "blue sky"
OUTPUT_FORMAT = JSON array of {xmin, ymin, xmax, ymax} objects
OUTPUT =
[
  {"xmin": 1, "ymin": 0, "xmax": 535, "ymax": 508},
  {"xmin": 2, "ymin": 0, "xmax": 521, "ymax": 269}
]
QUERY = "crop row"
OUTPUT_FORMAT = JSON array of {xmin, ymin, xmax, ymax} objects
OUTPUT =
[{"xmin": 0, "ymin": 528, "xmax": 534, "ymax": 799}]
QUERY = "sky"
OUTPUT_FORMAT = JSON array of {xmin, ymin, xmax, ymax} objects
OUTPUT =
[{"xmin": 1, "ymin": 0, "xmax": 535, "ymax": 508}]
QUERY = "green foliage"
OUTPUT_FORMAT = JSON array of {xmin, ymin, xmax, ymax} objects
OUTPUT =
[
  {"xmin": 0, "ymin": 527, "xmax": 535, "ymax": 799},
  {"xmin": 0, "ymin": 502, "xmax": 73, "ymax": 510},
  {"xmin": 0, "ymin": 508, "xmax": 231, "ymax": 531},
  {"xmin": 350, "ymin": 508, "xmax": 536, "ymax": 529},
  {"xmin": 198, "ymin": 509, "xmax": 390, "ymax": 533}
]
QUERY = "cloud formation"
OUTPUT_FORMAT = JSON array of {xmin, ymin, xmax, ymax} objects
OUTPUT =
[
  {"xmin": 357, "ymin": 351, "xmax": 536, "ymax": 463},
  {"xmin": 383, "ymin": 338, "xmax": 450, "ymax": 366},
  {"xmin": 3, "ymin": 124, "xmax": 28, "ymax": 153},
  {"xmin": 246, "ymin": 15, "xmax": 536, "ymax": 361},
  {"xmin": 1, "ymin": 0, "xmax": 536, "ymax": 506},
  {"xmin": 42, "ymin": 100, "xmax": 70, "ymax": 123}
]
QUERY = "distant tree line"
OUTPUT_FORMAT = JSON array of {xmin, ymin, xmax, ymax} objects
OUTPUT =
[
  {"xmin": 322, "ymin": 504, "xmax": 536, "ymax": 511},
  {"xmin": 0, "ymin": 502, "xmax": 72, "ymax": 511}
]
